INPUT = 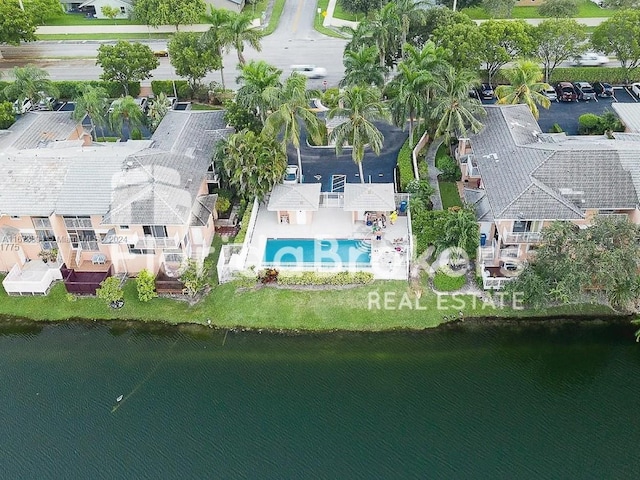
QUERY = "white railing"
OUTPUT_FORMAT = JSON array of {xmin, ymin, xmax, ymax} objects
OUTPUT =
[
  {"xmin": 137, "ymin": 232, "xmax": 180, "ymax": 249},
  {"xmin": 499, "ymin": 248, "xmax": 519, "ymax": 259},
  {"xmin": 479, "ymin": 238, "xmax": 496, "ymax": 261},
  {"xmin": 502, "ymin": 229, "xmax": 543, "ymax": 244},
  {"xmin": 600, "ymin": 213, "xmax": 628, "ymax": 221},
  {"xmin": 64, "ymin": 217, "xmax": 93, "ymax": 229},
  {"xmin": 75, "ymin": 244, "xmax": 82, "ymax": 267},
  {"xmin": 482, "ymin": 276, "xmax": 514, "ymax": 290},
  {"xmin": 261, "ymin": 262, "xmax": 373, "ymax": 271},
  {"xmin": 319, "ymin": 192, "xmax": 344, "ymax": 208}
]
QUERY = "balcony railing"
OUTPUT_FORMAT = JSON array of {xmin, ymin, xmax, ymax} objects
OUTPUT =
[
  {"xmin": 502, "ymin": 229, "xmax": 543, "ymax": 244},
  {"xmin": 482, "ymin": 276, "xmax": 514, "ymax": 290},
  {"xmin": 479, "ymin": 238, "xmax": 496, "ymax": 262},
  {"xmin": 136, "ymin": 232, "xmax": 180, "ymax": 249},
  {"xmin": 319, "ymin": 192, "xmax": 344, "ymax": 208},
  {"xmin": 499, "ymin": 248, "xmax": 519, "ymax": 259}
]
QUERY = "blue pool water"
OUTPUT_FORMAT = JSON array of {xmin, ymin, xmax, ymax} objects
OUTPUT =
[{"xmin": 264, "ymin": 238, "xmax": 371, "ymax": 266}]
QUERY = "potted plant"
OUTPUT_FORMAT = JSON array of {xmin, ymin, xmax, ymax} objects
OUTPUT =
[
  {"xmin": 38, "ymin": 250, "xmax": 49, "ymax": 263},
  {"xmin": 38, "ymin": 248, "xmax": 59, "ymax": 264}
]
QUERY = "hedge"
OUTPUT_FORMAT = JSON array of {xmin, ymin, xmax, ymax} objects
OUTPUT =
[
  {"xmin": 234, "ymin": 199, "xmax": 254, "ymax": 244},
  {"xmin": 489, "ymin": 67, "xmax": 640, "ymax": 86},
  {"xmin": 0, "ymin": 81, "xmax": 140, "ymax": 101},
  {"xmin": 151, "ymin": 80, "xmax": 189, "ymax": 98},
  {"xmin": 274, "ymin": 271, "xmax": 374, "ymax": 286}
]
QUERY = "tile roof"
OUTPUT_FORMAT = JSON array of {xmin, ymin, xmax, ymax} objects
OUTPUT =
[
  {"xmin": 343, "ymin": 183, "xmax": 395, "ymax": 211},
  {"xmin": 0, "ymin": 111, "xmax": 82, "ymax": 151},
  {"xmin": 612, "ymin": 103, "xmax": 640, "ymax": 133},
  {"xmin": 267, "ymin": 183, "xmax": 321, "ymax": 211}
]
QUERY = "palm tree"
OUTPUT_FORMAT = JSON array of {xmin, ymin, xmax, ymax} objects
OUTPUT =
[
  {"xmin": 495, "ymin": 60, "xmax": 551, "ymax": 120},
  {"xmin": 147, "ymin": 92, "xmax": 169, "ymax": 132},
  {"xmin": 430, "ymin": 66, "xmax": 485, "ymax": 142},
  {"xmin": 109, "ymin": 96, "xmax": 145, "ymax": 141},
  {"xmin": 389, "ymin": 62, "xmax": 433, "ymax": 146},
  {"xmin": 328, "ymin": 85, "xmax": 391, "ymax": 184},
  {"xmin": 263, "ymin": 74, "xmax": 324, "ymax": 182},
  {"xmin": 201, "ymin": 7, "xmax": 233, "ymax": 90},
  {"xmin": 73, "ymin": 84, "xmax": 108, "ymax": 141},
  {"xmin": 236, "ymin": 60, "xmax": 282, "ymax": 123},
  {"xmin": 402, "ymin": 41, "xmax": 448, "ymax": 100},
  {"xmin": 365, "ymin": 3, "xmax": 400, "ymax": 69},
  {"xmin": 3, "ymin": 64, "xmax": 58, "ymax": 107},
  {"xmin": 226, "ymin": 10, "xmax": 263, "ymax": 66},
  {"xmin": 340, "ymin": 45, "xmax": 386, "ymax": 88},
  {"xmin": 395, "ymin": 0, "xmax": 429, "ymax": 60}
]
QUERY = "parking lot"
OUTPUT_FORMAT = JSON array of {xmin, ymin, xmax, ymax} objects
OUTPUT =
[{"xmin": 482, "ymin": 87, "xmax": 639, "ymax": 135}]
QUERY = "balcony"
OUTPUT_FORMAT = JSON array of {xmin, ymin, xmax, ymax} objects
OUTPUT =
[
  {"xmin": 479, "ymin": 238, "xmax": 497, "ymax": 262},
  {"xmin": 136, "ymin": 232, "xmax": 180, "ymax": 249},
  {"xmin": 502, "ymin": 229, "xmax": 543, "ymax": 244},
  {"xmin": 499, "ymin": 247, "xmax": 519, "ymax": 259}
]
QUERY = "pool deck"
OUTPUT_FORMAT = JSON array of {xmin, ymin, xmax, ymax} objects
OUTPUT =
[{"xmin": 245, "ymin": 203, "xmax": 410, "ymax": 280}]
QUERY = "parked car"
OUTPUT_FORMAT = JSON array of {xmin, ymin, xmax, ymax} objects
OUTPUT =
[
  {"xmin": 572, "ymin": 53, "xmax": 609, "ymax": 67},
  {"xmin": 556, "ymin": 82, "xmax": 578, "ymax": 102},
  {"xmin": 632, "ymin": 83, "xmax": 640, "ymax": 98},
  {"xmin": 478, "ymin": 83, "xmax": 494, "ymax": 100},
  {"xmin": 542, "ymin": 86, "xmax": 557, "ymax": 102},
  {"xmin": 13, "ymin": 98, "xmax": 33, "ymax": 114},
  {"xmin": 290, "ymin": 65, "xmax": 327, "ymax": 79},
  {"xmin": 593, "ymin": 82, "xmax": 614, "ymax": 98},
  {"xmin": 153, "ymin": 50, "xmax": 168, "ymax": 57},
  {"xmin": 573, "ymin": 82, "xmax": 597, "ymax": 101},
  {"xmin": 283, "ymin": 165, "xmax": 299, "ymax": 184},
  {"xmin": 166, "ymin": 96, "xmax": 178, "ymax": 110},
  {"xmin": 36, "ymin": 95, "xmax": 57, "ymax": 111},
  {"xmin": 469, "ymin": 88, "xmax": 479, "ymax": 99},
  {"xmin": 134, "ymin": 96, "xmax": 149, "ymax": 112}
]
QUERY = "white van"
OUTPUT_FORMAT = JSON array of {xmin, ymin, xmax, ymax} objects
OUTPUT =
[
  {"xmin": 290, "ymin": 65, "xmax": 327, "ymax": 79},
  {"xmin": 572, "ymin": 53, "xmax": 609, "ymax": 67}
]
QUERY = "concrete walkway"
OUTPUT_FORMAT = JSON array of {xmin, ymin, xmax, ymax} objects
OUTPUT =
[{"xmin": 425, "ymin": 138, "xmax": 444, "ymax": 211}]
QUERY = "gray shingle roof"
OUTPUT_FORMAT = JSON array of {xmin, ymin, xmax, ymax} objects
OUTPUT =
[
  {"xmin": 612, "ymin": 103, "xmax": 640, "ymax": 133},
  {"xmin": 267, "ymin": 183, "xmax": 321, "ymax": 211},
  {"xmin": 0, "ymin": 111, "xmax": 82, "ymax": 151},
  {"xmin": 343, "ymin": 183, "xmax": 395, "ymax": 211},
  {"xmin": 104, "ymin": 111, "xmax": 231, "ymax": 225}
]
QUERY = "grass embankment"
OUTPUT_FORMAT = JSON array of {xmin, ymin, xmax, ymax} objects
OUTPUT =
[
  {"xmin": 315, "ymin": 0, "xmax": 350, "ymax": 39},
  {"xmin": 434, "ymin": 143, "xmax": 463, "ymax": 209},
  {"xmin": 37, "ymin": 33, "xmax": 171, "ymax": 41},
  {"xmin": 463, "ymin": 0, "xmax": 614, "ymax": 19},
  {"xmin": 262, "ymin": 0, "xmax": 287, "ymax": 36}
]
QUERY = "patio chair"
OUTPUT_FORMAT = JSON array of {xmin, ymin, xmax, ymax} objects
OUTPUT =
[{"xmin": 92, "ymin": 253, "xmax": 107, "ymax": 265}]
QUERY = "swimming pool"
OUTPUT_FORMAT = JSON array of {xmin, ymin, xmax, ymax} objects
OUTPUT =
[{"xmin": 263, "ymin": 239, "xmax": 371, "ymax": 267}]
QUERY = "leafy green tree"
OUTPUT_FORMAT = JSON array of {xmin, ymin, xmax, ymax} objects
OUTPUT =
[
  {"xmin": 73, "ymin": 84, "xmax": 108, "ymax": 140},
  {"xmin": 3, "ymin": 64, "xmax": 59, "ymax": 106},
  {"xmin": 225, "ymin": 10, "xmax": 263, "ymax": 65},
  {"xmin": 495, "ymin": 60, "xmax": 551, "ymax": 119},
  {"xmin": 235, "ymin": 60, "xmax": 282, "ymax": 123},
  {"xmin": 263, "ymin": 74, "xmax": 324, "ymax": 181},
  {"xmin": 478, "ymin": 19, "xmax": 534, "ymax": 86},
  {"xmin": 101, "ymin": 5, "xmax": 120, "ymax": 24},
  {"xmin": 96, "ymin": 41, "xmax": 159, "ymax": 95},
  {"xmin": 217, "ymin": 130, "xmax": 288, "ymax": 201},
  {"xmin": 602, "ymin": 0, "xmax": 640, "ymax": 8},
  {"xmin": 341, "ymin": 45, "xmax": 386, "ymax": 88},
  {"xmin": 108, "ymin": 96, "xmax": 146, "ymax": 141},
  {"xmin": 179, "ymin": 259, "xmax": 211, "ymax": 297},
  {"xmin": 481, "ymin": 0, "xmax": 517, "ymax": 18},
  {"xmin": 591, "ymin": 9, "xmax": 640, "ymax": 83},
  {"xmin": 136, "ymin": 269, "xmax": 158, "ymax": 302},
  {"xmin": 223, "ymin": 100, "xmax": 262, "ymax": 134},
  {"xmin": 147, "ymin": 92, "xmax": 169, "ymax": 132},
  {"xmin": 0, "ymin": 101, "xmax": 16, "ymax": 129},
  {"xmin": 432, "ymin": 22, "xmax": 483, "ymax": 72},
  {"xmin": 327, "ymin": 85, "xmax": 391, "ymax": 184},
  {"xmin": 430, "ymin": 66, "xmax": 485, "ymax": 142},
  {"xmin": 133, "ymin": 0, "xmax": 206, "ymax": 31},
  {"xmin": 436, "ymin": 207, "xmax": 479, "ymax": 258},
  {"xmin": 538, "ymin": 0, "xmax": 579, "ymax": 18},
  {"xmin": 533, "ymin": 19, "xmax": 587, "ymax": 82},
  {"xmin": 96, "ymin": 276, "xmax": 124, "ymax": 307},
  {"xmin": 0, "ymin": 1, "xmax": 36, "ymax": 46},
  {"xmin": 23, "ymin": 0, "xmax": 62, "ymax": 26},
  {"xmin": 201, "ymin": 7, "xmax": 233, "ymax": 90},
  {"xmin": 168, "ymin": 31, "xmax": 221, "ymax": 91},
  {"xmin": 338, "ymin": 0, "xmax": 383, "ymax": 14}
]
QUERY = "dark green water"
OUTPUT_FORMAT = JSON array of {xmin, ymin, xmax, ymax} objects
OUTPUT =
[{"xmin": 0, "ymin": 321, "xmax": 638, "ymax": 479}]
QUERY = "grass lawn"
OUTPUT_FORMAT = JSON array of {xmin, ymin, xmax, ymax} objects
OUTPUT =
[
  {"xmin": 315, "ymin": 0, "xmax": 351, "ymax": 38},
  {"xmin": 37, "ymin": 33, "xmax": 171, "ymax": 41},
  {"xmin": 262, "ymin": 0, "xmax": 287, "ymax": 36},
  {"xmin": 439, "ymin": 181, "xmax": 463, "ymax": 209},
  {"xmin": 333, "ymin": 1, "xmax": 361, "ymax": 22},
  {"xmin": 462, "ymin": 0, "xmax": 614, "ymax": 19},
  {"xmin": 45, "ymin": 14, "xmax": 140, "ymax": 26}
]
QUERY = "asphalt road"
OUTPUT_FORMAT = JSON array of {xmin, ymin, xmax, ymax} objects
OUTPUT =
[{"xmin": 0, "ymin": 0, "xmax": 348, "ymax": 89}]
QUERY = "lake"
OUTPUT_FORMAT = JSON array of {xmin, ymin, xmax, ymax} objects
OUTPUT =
[{"xmin": 0, "ymin": 320, "xmax": 638, "ymax": 479}]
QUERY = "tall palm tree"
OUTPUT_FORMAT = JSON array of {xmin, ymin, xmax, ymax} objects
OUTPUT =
[
  {"xmin": 365, "ymin": 3, "xmax": 400, "ymax": 69},
  {"xmin": 402, "ymin": 41, "xmax": 448, "ymax": 101},
  {"xmin": 328, "ymin": 85, "xmax": 391, "ymax": 184},
  {"xmin": 3, "ymin": 64, "xmax": 58, "ymax": 107},
  {"xmin": 340, "ymin": 45, "xmax": 386, "ymax": 88},
  {"xmin": 109, "ymin": 96, "xmax": 145, "ymax": 141},
  {"xmin": 201, "ymin": 7, "xmax": 233, "ymax": 89},
  {"xmin": 263, "ymin": 74, "xmax": 324, "ymax": 182},
  {"xmin": 389, "ymin": 62, "xmax": 433, "ymax": 147},
  {"xmin": 395, "ymin": 0, "xmax": 429, "ymax": 60},
  {"xmin": 430, "ymin": 66, "xmax": 485, "ymax": 142},
  {"xmin": 226, "ymin": 10, "xmax": 263, "ymax": 66},
  {"xmin": 73, "ymin": 84, "xmax": 108, "ymax": 141},
  {"xmin": 236, "ymin": 60, "xmax": 282, "ymax": 123},
  {"xmin": 495, "ymin": 60, "xmax": 551, "ymax": 120}
]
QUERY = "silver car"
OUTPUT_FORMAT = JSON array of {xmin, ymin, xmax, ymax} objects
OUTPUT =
[
  {"xmin": 542, "ymin": 86, "xmax": 557, "ymax": 102},
  {"xmin": 573, "ymin": 82, "xmax": 597, "ymax": 101}
]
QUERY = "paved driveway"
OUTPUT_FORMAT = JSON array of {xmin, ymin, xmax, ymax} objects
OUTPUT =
[
  {"xmin": 293, "ymin": 122, "xmax": 407, "ymax": 192},
  {"xmin": 482, "ymin": 88, "xmax": 638, "ymax": 135}
]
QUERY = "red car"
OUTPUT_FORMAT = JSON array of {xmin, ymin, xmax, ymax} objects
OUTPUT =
[{"xmin": 556, "ymin": 82, "xmax": 578, "ymax": 102}]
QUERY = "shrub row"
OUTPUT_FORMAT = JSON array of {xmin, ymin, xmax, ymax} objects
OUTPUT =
[
  {"xmin": 489, "ymin": 67, "xmax": 640, "ymax": 86},
  {"xmin": 276, "ymin": 271, "xmax": 374, "ymax": 286},
  {"xmin": 234, "ymin": 199, "xmax": 254, "ymax": 244},
  {"xmin": 397, "ymin": 138, "xmax": 414, "ymax": 192},
  {"xmin": 151, "ymin": 80, "xmax": 189, "ymax": 97},
  {"xmin": 0, "ymin": 80, "xmax": 140, "ymax": 101}
]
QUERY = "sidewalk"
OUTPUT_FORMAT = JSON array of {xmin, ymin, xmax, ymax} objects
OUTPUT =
[{"xmin": 36, "ymin": 24, "xmax": 210, "ymax": 35}]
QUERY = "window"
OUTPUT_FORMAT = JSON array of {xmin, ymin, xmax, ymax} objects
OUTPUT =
[
  {"xmin": 143, "ymin": 225, "xmax": 168, "ymax": 238},
  {"xmin": 512, "ymin": 221, "xmax": 532, "ymax": 233},
  {"xmin": 64, "ymin": 216, "xmax": 98, "ymax": 251},
  {"xmin": 119, "ymin": 225, "xmax": 129, "ymax": 230},
  {"xmin": 128, "ymin": 244, "xmax": 155, "ymax": 255},
  {"xmin": 120, "ymin": 6, "xmax": 126, "ymax": 13},
  {"xmin": 32, "ymin": 217, "xmax": 57, "ymax": 250}
]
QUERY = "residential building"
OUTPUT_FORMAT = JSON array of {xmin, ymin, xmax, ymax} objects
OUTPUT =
[
  {"xmin": 0, "ymin": 110, "xmax": 231, "ymax": 295},
  {"xmin": 455, "ymin": 104, "xmax": 640, "ymax": 290}
]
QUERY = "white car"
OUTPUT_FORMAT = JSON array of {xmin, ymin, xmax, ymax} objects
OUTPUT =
[
  {"xmin": 284, "ymin": 165, "xmax": 299, "ymax": 184},
  {"xmin": 572, "ymin": 53, "xmax": 609, "ymax": 67},
  {"xmin": 290, "ymin": 65, "xmax": 327, "ymax": 79},
  {"xmin": 542, "ymin": 86, "xmax": 557, "ymax": 102},
  {"xmin": 13, "ymin": 98, "xmax": 33, "ymax": 114},
  {"xmin": 134, "ymin": 97, "xmax": 149, "ymax": 112},
  {"xmin": 632, "ymin": 83, "xmax": 640, "ymax": 98}
]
